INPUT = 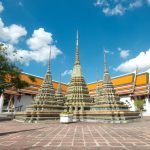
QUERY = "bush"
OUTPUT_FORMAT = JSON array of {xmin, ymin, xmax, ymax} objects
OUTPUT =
[{"xmin": 134, "ymin": 99, "xmax": 144, "ymax": 111}]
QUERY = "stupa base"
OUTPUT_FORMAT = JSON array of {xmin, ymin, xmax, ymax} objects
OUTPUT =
[
  {"xmin": 72, "ymin": 110, "xmax": 141, "ymax": 123},
  {"xmin": 15, "ymin": 111, "xmax": 63, "ymax": 123}
]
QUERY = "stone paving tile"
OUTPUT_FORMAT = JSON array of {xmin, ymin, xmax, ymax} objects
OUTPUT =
[{"xmin": 1, "ymin": 118, "xmax": 150, "ymax": 149}]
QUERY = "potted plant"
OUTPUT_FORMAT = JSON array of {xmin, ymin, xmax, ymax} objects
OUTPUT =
[{"xmin": 60, "ymin": 112, "xmax": 73, "ymax": 123}]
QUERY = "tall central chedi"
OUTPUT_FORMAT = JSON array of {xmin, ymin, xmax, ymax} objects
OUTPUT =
[{"xmin": 65, "ymin": 31, "xmax": 92, "ymax": 117}]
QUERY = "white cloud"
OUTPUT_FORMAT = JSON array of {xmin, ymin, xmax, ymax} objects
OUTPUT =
[
  {"xmin": 94, "ymin": 0, "xmax": 147, "ymax": 16},
  {"xmin": 0, "ymin": 1, "xmax": 4, "ymax": 13},
  {"xmin": 147, "ymin": 0, "xmax": 150, "ymax": 5},
  {"xmin": 103, "ymin": 4, "xmax": 125, "ymax": 16},
  {"xmin": 18, "ymin": 1, "xmax": 23, "ymax": 6},
  {"xmin": 4, "ymin": 43, "xmax": 62, "ymax": 66},
  {"xmin": 118, "ymin": 48, "xmax": 130, "ymax": 58},
  {"xmin": 27, "ymin": 28, "xmax": 53, "ymax": 50},
  {"xmin": 129, "ymin": 0, "xmax": 143, "ymax": 9},
  {"xmin": 61, "ymin": 70, "xmax": 72, "ymax": 77},
  {"xmin": 0, "ymin": 18, "xmax": 27, "ymax": 44},
  {"xmin": 94, "ymin": 0, "xmax": 109, "ymax": 7},
  {"xmin": 4, "ymin": 28, "xmax": 62, "ymax": 65},
  {"xmin": 25, "ymin": 28, "xmax": 62, "ymax": 64},
  {"xmin": 115, "ymin": 49, "xmax": 150, "ymax": 73},
  {"xmin": 105, "ymin": 50, "xmax": 114, "ymax": 55}
]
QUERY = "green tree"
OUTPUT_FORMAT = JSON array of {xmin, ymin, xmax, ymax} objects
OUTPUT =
[
  {"xmin": 0, "ymin": 43, "xmax": 34, "ymax": 112},
  {"xmin": 134, "ymin": 99, "xmax": 144, "ymax": 111},
  {"xmin": 134, "ymin": 99, "xmax": 145, "ymax": 118}
]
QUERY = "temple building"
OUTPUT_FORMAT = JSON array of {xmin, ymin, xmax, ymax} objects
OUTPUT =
[
  {"xmin": 15, "ymin": 50, "xmax": 64, "ymax": 122},
  {"xmin": 1, "ymin": 33, "xmax": 150, "ymax": 117},
  {"xmin": 55, "ymin": 75, "xmax": 66, "ymax": 106},
  {"xmin": 88, "ymin": 71, "xmax": 150, "ymax": 116}
]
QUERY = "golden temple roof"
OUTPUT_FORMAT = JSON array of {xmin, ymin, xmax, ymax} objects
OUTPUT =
[
  {"xmin": 135, "ymin": 73, "xmax": 149, "ymax": 86},
  {"xmin": 20, "ymin": 73, "xmax": 68, "ymax": 92},
  {"xmin": 87, "ymin": 73, "xmax": 134, "ymax": 91},
  {"xmin": 4, "ymin": 72, "xmax": 150, "ymax": 96}
]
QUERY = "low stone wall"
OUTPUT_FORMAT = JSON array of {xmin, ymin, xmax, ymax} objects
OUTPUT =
[{"xmin": 0, "ymin": 113, "xmax": 14, "ymax": 121}]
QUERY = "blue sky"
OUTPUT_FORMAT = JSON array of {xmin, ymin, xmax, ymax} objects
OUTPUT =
[{"xmin": 0, "ymin": 0, "xmax": 150, "ymax": 83}]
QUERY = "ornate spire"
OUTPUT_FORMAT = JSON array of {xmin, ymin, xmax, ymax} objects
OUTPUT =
[
  {"xmin": 66, "ymin": 31, "xmax": 92, "ymax": 110},
  {"xmin": 104, "ymin": 48, "xmax": 108, "ymax": 73},
  {"xmin": 103, "ymin": 48, "xmax": 111, "ymax": 85},
  {"xmin": 96, "ymin": 69, "xmax": 99, "ymax": 86},
  {"xmin": 55, "ymin": 73, "xmax": 65, "ymax": 106},
  {"xmin": 44, "ymin": 46, "xmax": 52, "ymax": 83},
  {"xmin": 95, "ymin": 69, "xmax": 101, "ymax": 102},
  {"xmin": 57, "ymin": 73, "xmax": 62, "ymax": 93},
  {"xmin": 59, "ymin": 72, "xmax": 61, "ymax": 86},
  {"xmin": 47, "ymin": 46, "xmax": 51, "ymax": 73},
  {"xmin": 75, "ymin": 30, "xmax": 80, "ymax": 65}
]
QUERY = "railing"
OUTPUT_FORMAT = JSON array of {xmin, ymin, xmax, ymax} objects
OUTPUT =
[
  {"xmin": 15, "ymin": 105, "xmax": 23, "ymax": 112},
  {"xmin": 2, "ymin": 105, "xmax": 23, "ymax": 112}
]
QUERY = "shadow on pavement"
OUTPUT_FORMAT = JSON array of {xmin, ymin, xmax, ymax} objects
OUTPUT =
[{"xmin": 0, "ymin": 127, "xmax": 45, "ymax": 136}]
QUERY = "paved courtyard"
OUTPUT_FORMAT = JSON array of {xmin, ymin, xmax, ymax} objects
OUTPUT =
[{"xmin": 0, "ymin": 118, "xmax": 150, "ymax": 150}]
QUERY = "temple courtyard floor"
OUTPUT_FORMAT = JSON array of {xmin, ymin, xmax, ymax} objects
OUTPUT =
[{"xmin": 0, "ymin": 118, "xmax": 150, "ymax": 150}]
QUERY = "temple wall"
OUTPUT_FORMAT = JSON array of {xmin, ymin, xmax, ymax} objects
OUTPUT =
[
  {"xmin": 14, "ymin": 94, "xmax": 33, "ymax": 111},
  {"xmin": 143, "ymin": 97, "xmax": 150, "ymax": 116},
  {"xmin": 120, "ymin": 96, "xmax": 150, "ymax": 116},
  {"xmin": 120, "ymin": 96, "xmax": 136, "ymax": 111}
]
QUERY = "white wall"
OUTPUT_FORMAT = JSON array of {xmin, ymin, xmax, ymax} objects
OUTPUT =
[
  {"xmin": 120, "ymin": 96, "xmax": 136, "ymax": 111},
  {"xmin": 14, "ymin": 94, "xmax": 33, "ymax": 111},
  {"xmin": 120, "ymin": 96, "xmax": 150, "ymax": 116},
  {"xmin": 143, "ymin": 97, "xmax": 150, "ymax": 116}
]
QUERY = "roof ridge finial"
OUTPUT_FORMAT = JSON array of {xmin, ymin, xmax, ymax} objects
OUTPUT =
[
  {"xmin": 75, "ymin": 30, "xmax": 80, "ymax": 65},
  {"xmin": 59, "ymin": 72, "xmax": 61, "ymax": 87},
  {"xmin": 135, "ymin": 66, "xmax": 138, "ymax": 75},
  {"xmin": 57, "ymin": 72, "xmax": 62, "ymax": 93},
  {"xmin": 96, "ymin": 68, "xmax": 99, "ymax": 86},
  {"xmin": 132, "ymin": 66, "xmax": 138, "ymax": 93}
]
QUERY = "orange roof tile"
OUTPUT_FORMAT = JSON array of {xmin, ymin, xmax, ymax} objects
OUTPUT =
[
  {"xmin": 52, "ymin": 81, "xmax": 68, "ymax": 92},
  {"xmin": 135, "ymin": 73, "xmax": 149, "ymax": 86},
  {"xmin": 87, "ymin": 82, "xmax": 102, "ymax": 91},
  {"xmin": 111, "ymin": 74, "xmax": 134, "ymax": 86},
  {"xmin": 20, "ymin": 73, "xmax": 68, "ymax": 92},
  {"xmin": 4, "ymin": 72, "xmax": 150, "ymax": 96},
  {"xmin": 87, "ymin": 74, "xmax": 134, "ymax": 91},
  {"xmin": 20, "ymin": 74, "xmax": 43, "ymax": 86}
]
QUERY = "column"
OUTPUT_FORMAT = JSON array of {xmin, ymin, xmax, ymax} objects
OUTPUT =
[
  {"xmin": 0, "ymin": 94, "xmax": 4, "ymax": 113},
  {"xmin": 145, "ymin": 97, "xmax": 150, "ymax": 113}
]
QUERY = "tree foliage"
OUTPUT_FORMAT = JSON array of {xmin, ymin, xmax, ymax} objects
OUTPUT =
[
  {"xmin": 0, "ymin": 43, "xmax": 32, "ymax": 94},
  {"xmin": 134, "ymin": 99, "xmax": 145, "ymax": 111}
]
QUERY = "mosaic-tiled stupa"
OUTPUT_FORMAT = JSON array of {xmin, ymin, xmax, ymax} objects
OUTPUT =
[
  {"xmin": 93, "ymin": 49, "xmax": 124, "ymax": 105},
  {"xmin": 94, "ymin": 77, "xmax": 102, "ymax": 105},
  {"xmin": 15, "ymin": 50, "xmax": 64, "ymax": 122},
  {"xmin": 65, "ymin": 31, "xmax": 93, "ymax": 120},
  {"xmin": 88, "ymin": 49, "xmax": 140, "ymax": 123},
  {"xmin": 55, "ymin": 75, "xmax": 66, "ymax": 106}
]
